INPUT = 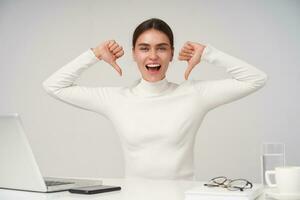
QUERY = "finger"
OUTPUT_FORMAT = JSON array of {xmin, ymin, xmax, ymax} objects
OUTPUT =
[
  {"xmin": 115, "ymin": 49, "xmax": 124, "ymax": 58},
  {"xmin": 178, "ymin": 55, "xmax": 190, "ymax": 61},
  {"xmin": 109, "ymin": 43, "xmax": 119, "ymax": 52},
  {"xmin": 179, "ymin": 51, "xmax": 193, "ymax": 57},
  {"xmin": 111, "ymin": 61, "xmax": 122, "ymax": 76},
  {"xmin": 108, "ymin": 40, "xmax": 116, "ymax": 48},
  {"xmin": 181, "ymin": 48, "xmax": 193, "ymax": 54},
  {"xmin": 183, "ymin": 45, "xmax": 194, "ymax": 51},
  {"xmin": 184, "ymin": 42, "xmax": 194, "ymax": 50},
  {"xmin": 186, "ymin": 41, "xmax": 195, "ymax": 46},
  {"xmin": 112, "ymin": 46, "xmax": 122, "ymax": 54},
  {"xmin": 178, "ymin": 51, "xmax": 191, "ymax": 58},
  {"xmin": 184, "ymin": 64, "xmax": 194, "ymax": 80}
]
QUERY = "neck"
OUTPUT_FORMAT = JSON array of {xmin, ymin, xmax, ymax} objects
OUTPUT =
[
  {"xmin": 132, "ymin": 77, "xmax": 170, "ymax": 97},
  {"xmin": 143, "ymin": 75, "xmax": 166, "ymax": 83}
]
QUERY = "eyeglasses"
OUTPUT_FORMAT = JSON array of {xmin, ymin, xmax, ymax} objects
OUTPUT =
[{"xmin": 204, "ymin": 176, "xmax": 253, "ymax": 192}]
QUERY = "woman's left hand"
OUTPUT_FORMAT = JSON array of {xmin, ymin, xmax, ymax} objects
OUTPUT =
[{"xmin": 178, "ymin": 42, "xmax": 206, "ymax": 80}]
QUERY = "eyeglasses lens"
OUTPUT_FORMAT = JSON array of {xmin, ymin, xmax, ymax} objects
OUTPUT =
[
  {"xmin": 228, "ymin": 179, "xmax": 250, "ymax": 191},
  {"xmin": 212, "ymin": 177, "xmax": 227, "ymax": 185}
]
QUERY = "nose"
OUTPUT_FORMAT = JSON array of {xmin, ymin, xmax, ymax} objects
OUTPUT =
[{"xmin": 149, "ymin": 49, "xmax": 158, "ymax": 60}]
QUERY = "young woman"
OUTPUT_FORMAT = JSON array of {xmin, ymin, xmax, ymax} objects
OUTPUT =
[{"xmin": 43, "ymin": 18, "xmax": 267, "ymax": 180}]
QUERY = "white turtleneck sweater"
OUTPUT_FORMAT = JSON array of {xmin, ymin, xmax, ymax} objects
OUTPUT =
[{"xmin": 43, "ymin": 45, "xmax": 267, "ymax": 180}]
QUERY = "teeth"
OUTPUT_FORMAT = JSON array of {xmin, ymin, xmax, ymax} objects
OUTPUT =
[
  {"xmin": 146, "ymin": 64, "xmax": 160, "ymax": 67},
  {"xmin": 146, "ymin": 64, "xmax": 161, "ymax": 71}
]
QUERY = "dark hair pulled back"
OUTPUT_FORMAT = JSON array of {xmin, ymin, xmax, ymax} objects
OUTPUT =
[{"xmin": 132, "ymin": 18, "xmax": 174, "ymax": 49}]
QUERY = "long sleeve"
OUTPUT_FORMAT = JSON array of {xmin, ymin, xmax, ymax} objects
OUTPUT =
[
  {"xmin": 43, "ymin": 49, "xmax": 115, "ymax": 117},
  {"xmin": 192, "ymin": 45, "xmax": 268, "ymax": 110}
]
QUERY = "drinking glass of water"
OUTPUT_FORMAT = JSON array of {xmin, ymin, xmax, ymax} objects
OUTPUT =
[{"xmin": 261, "ymin": 143, "xmax": 285, "ymax": 185}]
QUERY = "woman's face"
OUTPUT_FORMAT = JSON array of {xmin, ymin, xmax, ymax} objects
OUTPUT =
[{"xmin": 133, "ymin": 29, "xmax": 173, "ymax": 82}]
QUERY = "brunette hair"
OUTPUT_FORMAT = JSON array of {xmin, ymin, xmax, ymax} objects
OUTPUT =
[{"xmin": 132, "ymin": 18, "xmax": 174, "ymax": 49}]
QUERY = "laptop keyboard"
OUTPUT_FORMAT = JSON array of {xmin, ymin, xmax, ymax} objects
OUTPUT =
[{"xmin": 45, "ymin": 180, "xmax": 74, "ymax": 186}]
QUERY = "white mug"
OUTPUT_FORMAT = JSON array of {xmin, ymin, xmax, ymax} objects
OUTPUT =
[{"xmin": 265, "ymin": 166, "xmax": 300, "ymax": 194}]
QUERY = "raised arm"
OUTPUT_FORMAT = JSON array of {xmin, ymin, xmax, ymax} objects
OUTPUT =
[
  {"xmin": 179, "ymin": 42, "xmax": 267, "ymax": 110},
  {"xmin": 43, "ymin": 40, "xmax": 124, "ymax": 115}
]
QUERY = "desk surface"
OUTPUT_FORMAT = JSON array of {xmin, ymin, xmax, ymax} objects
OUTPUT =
[{"xmin": 0, "ymin": 178, "xmax": 268, "ymax": 200}]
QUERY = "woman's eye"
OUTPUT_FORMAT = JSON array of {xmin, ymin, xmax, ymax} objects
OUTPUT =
[
  {"xmin": 158, "ymin": 47, "xmax": 167, "ymax": 51},
  {"xmin": 140, "ymin": 47, "xmax": 149, "ymax": 51}
]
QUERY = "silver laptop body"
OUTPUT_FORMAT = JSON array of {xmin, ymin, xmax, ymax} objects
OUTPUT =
[{"xmin": 0, "ymin": 113, "xmax": 102, "ymax": 192}]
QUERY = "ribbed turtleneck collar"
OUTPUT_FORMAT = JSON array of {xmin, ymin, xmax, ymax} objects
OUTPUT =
[{"xmin": 132, "ymin": 77, "xmax": 171, "ymax": 97}]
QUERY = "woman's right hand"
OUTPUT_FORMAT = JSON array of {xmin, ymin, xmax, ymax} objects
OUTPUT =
[{"xmin": 92, "ymin": 40, "xmax": 124, "ymax": 76}]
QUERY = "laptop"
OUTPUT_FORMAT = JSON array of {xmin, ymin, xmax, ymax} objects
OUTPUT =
[{"xmin": 0, "ymin": 113, "xmax": 102, "ymax": 193}]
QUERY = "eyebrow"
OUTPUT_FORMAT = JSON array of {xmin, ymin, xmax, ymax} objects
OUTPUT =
[{"xmin": 137, "ymin": 43, "xmax": 170, "ymax": 47}]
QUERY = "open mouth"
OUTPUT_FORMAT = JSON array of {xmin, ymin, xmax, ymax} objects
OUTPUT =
[{"xmin": 145, "ymin": 64, "xmax": 161, "ymax": 71}]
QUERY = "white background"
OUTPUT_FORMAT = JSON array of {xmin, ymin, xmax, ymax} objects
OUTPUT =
[{"xmin": 1, "ymin": 0, "xmax": 299, "ymax": 183}]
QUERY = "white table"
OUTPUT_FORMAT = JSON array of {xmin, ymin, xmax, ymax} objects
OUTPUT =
[{"xmin": 0, "ymin": 178, "xmax": 268, "ymax": 200}]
